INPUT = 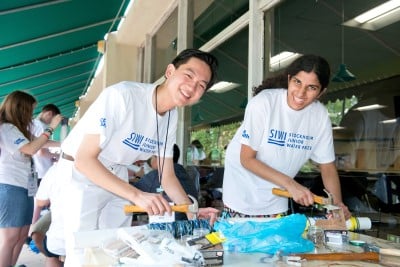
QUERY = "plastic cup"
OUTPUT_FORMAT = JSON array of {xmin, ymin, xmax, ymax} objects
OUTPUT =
[{"xmin": 307, "ymin": 226, "xmax": 325, "ymax": 247}]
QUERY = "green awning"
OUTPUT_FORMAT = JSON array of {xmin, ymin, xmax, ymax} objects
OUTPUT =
[{"xmin": 0, "ymin": 0, "xmax": 130, "ymax": 118}]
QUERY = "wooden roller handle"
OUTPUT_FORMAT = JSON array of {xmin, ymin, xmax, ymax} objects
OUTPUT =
[
  {"xmin": 294, "ymin": 252, "xmax": 379, "ymax": 262},
  {"xmin": 272, "ymin": 188, "xmax": 327, "ymax": 205},
  {"xmin": 380, "ymin": 248, "xmax": 400, "ymax": 256},
  {"xmin": 124, "ymin": 204, "xmax": 189, "ymax": 214}
]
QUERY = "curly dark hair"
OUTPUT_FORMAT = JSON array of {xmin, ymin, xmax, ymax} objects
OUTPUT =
[{"xmin": 253, "ymin": 54, "xmax": 331, "ymax": 96}]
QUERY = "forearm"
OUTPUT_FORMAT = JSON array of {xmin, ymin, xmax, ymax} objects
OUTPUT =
[
  {"xmin": 241, "ymin": 156, "xmax": 294, "ymax": 188},
  {"xmin": 73, "ymin": 133, "xmax": 140, "ymax": 202},
  {"xmin": 320, "ymin": 162, "xmax": 343, "ymax": 204},
  {"xmin": 42, "ymin": 139, "xmax": 60, "ymax": 148},
  {"xmin": 154, "ymin": 158, "xmax": 191, "ymax": 205},
  {"xmin": 74, "ymin": 134, "xmax": 172, "ymax": 216},
  {"xmin": 239, "ymin": 144, "xmax": 314, "ymax": 205},
  {"xmin": 32, "ymin": 200, "xmax": 49, "ymax": 224},
  {"xmin": 75, "ymin": 157, "xmax": 140, "ymax": 203},
  {"xmin": 162, "ymin": 176, "xmax": 195, "ymax": 220},
  {"xmin": 320, "ymin": 162, "xmax": 352, "ymax": 219},
  {"xmin": 162, "ymin": 175, "xmax": 191, "ymax": 205},
  {"xmin": 19, "ymin": 134, "xmax": 51, "ymax": 155}
]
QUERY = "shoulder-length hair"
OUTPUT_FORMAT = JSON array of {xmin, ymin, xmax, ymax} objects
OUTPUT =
[
  {"xmin": 253, "ymin": 54, "xmax": 330, "ymax": 96},
  {"xmin": 0, "ymin": 91, "xmax": 37, "ymax": 140}
]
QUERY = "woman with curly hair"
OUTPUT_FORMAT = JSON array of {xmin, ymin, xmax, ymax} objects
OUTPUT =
[{"xmin": 223, "ymin": 55, "xmax": 351, "ymax": 220}]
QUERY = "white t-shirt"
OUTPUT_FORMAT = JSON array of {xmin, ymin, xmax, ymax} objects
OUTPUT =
[
  {"xmin": 223, "ymin": 89, "xmax": 335, "ymax": 215},
  {"xmin": 0, "ymin": 123, "xmax": 30, "ymax": 188},
  {"xmin": 187, "ymin": 145, "xmax": 206, "ymax": 165},
  {"xmin": 35, "ymin": 162, "xmax": 68, "ymax": 255},
  {"xmin": 31, "ymin": 118, "xmax": 53, "ymax": 178},
  {"xmin": 60, "ymin": 82, "xmax": 178, "ymax": 257},
  {"xmin": 61, "ymin": 81, "xmax": 177, "ymax": 183}
]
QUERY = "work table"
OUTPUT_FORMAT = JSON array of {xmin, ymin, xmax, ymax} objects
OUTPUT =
[
  {"xmin": 69, "ymin": 225, "xmax": 400, "ymax": 266},
  {"xmin": 222, "ymin": 231, "xmax": 400, "ymax": 266}
]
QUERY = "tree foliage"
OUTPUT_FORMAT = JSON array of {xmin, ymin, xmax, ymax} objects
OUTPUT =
[{"xmin": 190, "ymin": 122, "xmax": 240, "ymax": 165}]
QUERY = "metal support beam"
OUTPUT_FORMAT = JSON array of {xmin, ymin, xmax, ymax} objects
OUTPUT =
[
  {"xmin": 177, "ymin": 0, "xmax": 194, "ymax": 165},
  {"xmin": 248, "ymin": 0, "xmax": 264, "ymax": 101}
]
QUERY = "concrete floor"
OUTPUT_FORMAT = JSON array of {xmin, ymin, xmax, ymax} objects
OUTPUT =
[{"xmin": 17, "ymin": 244, "xmax": 46, "ymax": 267}]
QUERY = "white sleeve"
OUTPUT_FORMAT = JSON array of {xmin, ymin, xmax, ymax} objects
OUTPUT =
[
  {"xmin": 0, "ymin": 125, "xmax": 29, "ymax": 154},
  {"xmin": 77, "ymin": 86, "xmax": 127, "ymax": 149},
  {"xmin": 240, "ymin": 95, "xmax": 270, "ymax": 151}
]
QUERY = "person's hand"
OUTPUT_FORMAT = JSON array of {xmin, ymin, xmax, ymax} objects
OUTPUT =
[
  {"xmin": 132, "ymin": 191, "xmax": 172, "ymax": 216},
  {"xmin": 49, "ymin": 114, "xmax": 63, "ymax": 129},
  {"xmin": 335, "ymin": 202, "xmax": 352, "ymax": 220},
  {"xmin": 197, "ymin": 207, "xmax": 220, "ymax": 226},
  {"xmin": 286, "ymin": 181, "xmax": 314, "ymax": 207}
]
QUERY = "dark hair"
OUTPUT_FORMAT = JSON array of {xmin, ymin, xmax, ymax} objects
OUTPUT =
[
  {"xmin": 253, "ymin": 54, "xmax": 331, "ymax": 96},
  {"xmin": 191, "ymin": 140, "xmax": 203, "ymax": 149},
  {"xmin": 173, "ymin": 144, "xmax": 180, "ymax": 163},
  {"xmin": 171, "ymin": 48, "xmax": 218, "ymax": 90},
  {"xmin": 0, "ymin": 90, "xmax": 37, "ymax": 140},
  {"xmin": 42, "ymin": 103, "xmax": 60, "ymax": 115}
]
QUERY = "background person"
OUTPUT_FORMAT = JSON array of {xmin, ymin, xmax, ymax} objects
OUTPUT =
[
  {"xmin": 31, "ymin": 103, "xmax": 62, "ymax": 242},
  {"xmin": 187, "ymin": 139, "xmax": 206, "ymax": 165},
  {"xmin": 127, "ymin": 158, "xmax": 153, "ymax": 183},
  {"xmin": 222, "ymin": 55, "xmax": 351, "ymax": 220},
  {"xmin": 55, "ymin": 49, "xmax": 219, "ymax": 265},
  {"xmin": 0, "ymin": 91, "xmax": 62, "ymax": 267},
  {"xmin": 31, "ymin": 103, "xmax": 61, "ymax": 184},
  {"xmin": 30, "ymin": 163, "xmax": 66, "ymax": 267}
]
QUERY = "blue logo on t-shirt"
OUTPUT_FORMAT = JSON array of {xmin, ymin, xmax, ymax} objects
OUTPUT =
[
  {"xmin": 122, "ymin": 133, "xmax": 160, "ymax": 154},
  {"xmin": 268, "ymin": 129, "xmax": 314, "ymax": 150},
  {"xmin": 268, "ymin": 129, "xmax": 286, "ymax": 146},
  {"xmin": 123, "ymin": 132, "xmax": 144, "ymax": 150},
  {"xmin": 242, "ymin": 129, "xmax": 250, "ymax": 139},
  {"xmin": 14, "ymin": 138, "xmax": 25, "ymax": 145},
  {"xmin": 100, "ymin": 118, "xmax": 106, "ymax": 127}
]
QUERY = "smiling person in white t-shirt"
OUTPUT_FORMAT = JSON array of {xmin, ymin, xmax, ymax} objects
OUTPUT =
[
  {"xmin": 223, "ymin": 55, "xmax": 351, "ymax": 220},
  {"xmin": 51, "ymin": 49, "xmax": 220, "ymax": 265}
]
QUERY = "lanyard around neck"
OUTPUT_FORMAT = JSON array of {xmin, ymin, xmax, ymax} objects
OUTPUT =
[{"xmin": 155, "ymin": 87, "xmax": 171, "ymax": 192}]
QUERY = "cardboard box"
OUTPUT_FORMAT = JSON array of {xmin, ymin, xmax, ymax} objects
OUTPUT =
[
  {"xmin": 200, "ymin": 244, "xmax": 224, "ymax": 266},
  {"xmin": 186, "ymin": 235, "xmax": 224, "ymax": 266},
  {"xmin": 324, "ymin": 230, "xmax": 348, "ymax": 245}
]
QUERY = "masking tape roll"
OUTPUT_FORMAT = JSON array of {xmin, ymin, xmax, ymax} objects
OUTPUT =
[
  {"xmin": 349, "ymin": 240, "xmax": 365, "ymax": 246},
  {"xmin": 346, "ymin": 217, "xmax": 371, "ymax": 231}
]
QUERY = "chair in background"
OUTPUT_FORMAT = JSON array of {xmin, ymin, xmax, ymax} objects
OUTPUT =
[{"xmin": 200, "ymin": 167, "xmax": 224, "ymax": 209}]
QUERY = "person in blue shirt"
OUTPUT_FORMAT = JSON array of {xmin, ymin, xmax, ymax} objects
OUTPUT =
[{"xmin": 134, "ymin": 144, "xmax": 198, "ymax": 220}]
